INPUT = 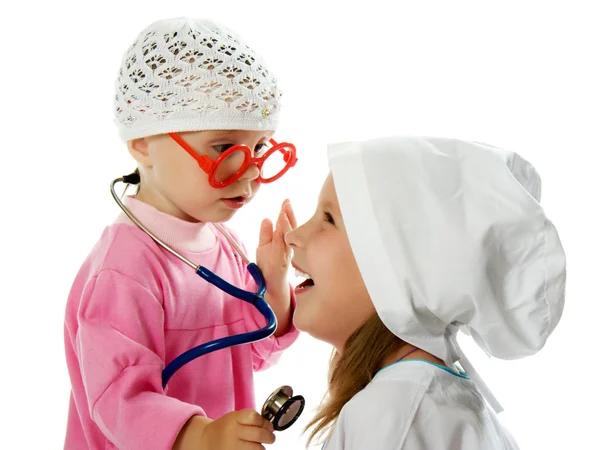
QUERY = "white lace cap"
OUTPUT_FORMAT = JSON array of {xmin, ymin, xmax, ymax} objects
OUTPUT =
[{"xmin": 114, "ymin": 17, "xmax": 282, "ymax": 141}]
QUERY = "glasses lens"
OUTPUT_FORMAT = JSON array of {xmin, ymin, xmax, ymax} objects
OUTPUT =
[
  {"xmin": 260, "ymin": 148, "xmax": 289, "ymax": 180},
  {"xmin": 214, "ymin": 150, "xmax": 247, "ymax": 184}
]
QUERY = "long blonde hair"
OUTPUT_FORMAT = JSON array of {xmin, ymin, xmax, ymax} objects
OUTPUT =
[{"xmin": 305, "ymin": 313, "xmax": 405, "ymax": 446}]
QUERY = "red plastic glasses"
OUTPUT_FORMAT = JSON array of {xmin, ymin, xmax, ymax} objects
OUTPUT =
[{"xmin": 169, "ymin": 132, "xmax": 298, "ymax": 188}]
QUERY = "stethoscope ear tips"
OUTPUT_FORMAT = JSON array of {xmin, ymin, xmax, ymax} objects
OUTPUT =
[
  {"xmin": 122, "ymin": 171, "xmax": 141, "ymax": 185},
  {"xmin": 261, "ymin": 385, "xmax": 305, "ymax": 431}
]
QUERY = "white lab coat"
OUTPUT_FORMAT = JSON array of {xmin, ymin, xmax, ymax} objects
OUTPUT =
[{"xmin": 323, "ymin": 360, "xmax": 519, "ymax": 450}]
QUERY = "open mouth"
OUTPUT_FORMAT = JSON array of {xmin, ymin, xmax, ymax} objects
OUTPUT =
[
  {"xmin": 294, "ymin": 268, "xmax": 314, "ymax": 291},
  {"xmin": 297, "ymin": 278, "xmax": 314, "ymax": 289},
  {"xmin": 221, "ymin": 196, "xmax": 248, "ymax": 209}
]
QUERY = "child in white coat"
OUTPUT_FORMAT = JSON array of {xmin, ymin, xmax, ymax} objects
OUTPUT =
[{"xmin": 286, "ymin": 136, "xmax": 565, "ymax": 449}]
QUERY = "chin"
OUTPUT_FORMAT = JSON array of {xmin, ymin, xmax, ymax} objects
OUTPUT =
[
  {"xmin": 210, "ymin": 209, "xmax": 238, "ymax": 223},
  {"xmin": 291, "ymin": 313, "xmax": 304, "ymax": 331},
  {"xmin": 187, "ymin": 205, "xmax": 237, "ymax": 224},
  {"xmin": 292, "ymin": 312, "xmax": 326, "ymax": 341},
  {"xmin": 291, "ymin": 311, "xmax": 312, "ymax": 334}
]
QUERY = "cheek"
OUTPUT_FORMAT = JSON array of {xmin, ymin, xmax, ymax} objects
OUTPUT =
[
  {"xmin": 293, "ymin": 287, "xmax": 374, "ymax": 346},
  {"xmin": 293, "ymin": 247, "xmax": 374, "ymax": 344},
  {"xmin": 154, "ymin": 151, "xmax": 213, "ymax": 197},
  {"xmin": 294, "ymin": 233, "xmax": 375, "ymax": 346},
  {"xmin": 153, "ymin": 150, "xmax": 183, "ymax": 181}
]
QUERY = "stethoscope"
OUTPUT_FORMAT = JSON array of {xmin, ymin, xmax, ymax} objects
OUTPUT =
[{"xmin": 110, "ymin": 171, "xmax": 305, "ymax": 431}]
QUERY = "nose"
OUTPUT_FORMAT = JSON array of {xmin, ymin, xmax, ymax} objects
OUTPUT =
[
  {"xmin": 238, "ymin": 144, "xmax": 263, "ymax": 181},
  {"xmin": 284, "ymin": 229, "xmax": 295, "ymax": 247},
  {"xmin": 239, "ymin": 160, "xmax": 260, "ymax": 181},
  {"xmin": 285, "ymin": 223, "xmax": 305, "ymax": 248}
]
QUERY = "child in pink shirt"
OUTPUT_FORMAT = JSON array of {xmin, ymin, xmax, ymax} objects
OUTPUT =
[{"xmin": 64, "ymin": 17, "xmax": 299, "ymax": 450}]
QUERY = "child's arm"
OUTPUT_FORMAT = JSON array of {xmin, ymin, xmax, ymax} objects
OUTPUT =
[
  {"xmin": 173, "ymin": 410, "xmax": 275, "ymax": 450},
  {"xmin": 242, "ymin": 284, "xmax": 299, "ymax": 372},
  {"xmin": 248, "ymin": 198, "xmax": 300, "ymax": 369},
  {"xmin": 76, "ymin": 269, "xmax": 205, "ymax": 449},
  {"xmin": 256, "ymin": 198, "xmax": 297, "ymax": 336},
  {"xmin": 221, "ymin": 202, "xmax": 300, "ymax": 371}
]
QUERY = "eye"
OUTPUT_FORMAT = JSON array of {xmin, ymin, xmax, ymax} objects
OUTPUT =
[
  {"xmin": 255, "ymin": 143, "xmax": 268, "ymax": 155},
  {"xmin": 324, "ymin": 211, "xmax": 335, "ymax": 225},
  {"xmin": 214, "ymin": 144, "xmax": 234, "ymax": 153}
]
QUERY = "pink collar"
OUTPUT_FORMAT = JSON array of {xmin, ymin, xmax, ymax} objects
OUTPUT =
[{"xmin": 114, "ymin": 196, "xmax": 217, "ymax": 253}]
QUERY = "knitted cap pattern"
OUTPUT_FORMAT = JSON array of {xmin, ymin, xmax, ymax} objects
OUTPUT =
[{"xmin": 114, "ymin": 18, "xmax": 282, "ymax": 141}]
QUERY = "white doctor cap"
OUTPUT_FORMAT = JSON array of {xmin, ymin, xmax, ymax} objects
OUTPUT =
[{"xmin": 328, "ymin": 136, "xmax": 566, "ymax": 412}]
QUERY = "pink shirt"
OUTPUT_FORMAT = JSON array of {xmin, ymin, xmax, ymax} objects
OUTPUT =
[{"xmin": 64, "ymin": 197, "xmax": 299, "ymax": 449}]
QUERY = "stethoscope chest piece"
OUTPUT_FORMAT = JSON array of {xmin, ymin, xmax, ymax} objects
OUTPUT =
[{"xmin": 261, "ymin": 385, "xmax": 305, "ymax": 431}]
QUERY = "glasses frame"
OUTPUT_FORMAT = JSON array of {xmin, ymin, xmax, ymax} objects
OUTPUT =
[{"xmin": 168, "ymin": 132, "xmax": 298, "ymax": 188}]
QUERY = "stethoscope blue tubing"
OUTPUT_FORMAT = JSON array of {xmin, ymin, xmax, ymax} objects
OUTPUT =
[
  {"xmin": 161, "ymin": 263, "xmax": 276, "ymax": 388},
  {"xmin": 110, "ymin": 174, "xmax": 278, "ymax": 390}
]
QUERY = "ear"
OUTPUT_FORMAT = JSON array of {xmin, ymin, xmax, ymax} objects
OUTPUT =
[{"xmin": 127, "ymin": 137, "xmax": 153, "ymax": 167}]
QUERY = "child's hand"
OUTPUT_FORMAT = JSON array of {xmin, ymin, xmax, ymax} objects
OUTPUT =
[
  {"xmin": 257, "ymin": 199, "xmax": 297, "ymax": 335},
  {"xmin": 257, "ymin": 199, "xmax": 296, "ymax": 294},
  {"xmin": 200, "ymin": 409, "xmax": 275, "ymax": 450}
]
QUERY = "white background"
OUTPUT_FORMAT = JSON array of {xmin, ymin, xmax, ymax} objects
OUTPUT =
[{"xmin": 1, "ymin": 1, "xmax": 598, "ymax": 449}]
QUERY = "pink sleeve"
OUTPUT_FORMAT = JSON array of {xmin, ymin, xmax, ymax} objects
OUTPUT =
[
  {"xmin": 242, "ymin": 283, "xmax": 300, "ymax": 371},
  {"xmin": 76, "ymin": 269, "xmax": 204, "ymax": 449},
  {"xmin": 221, "ymin": 225, "xmax": 300, "ymax": 371}
]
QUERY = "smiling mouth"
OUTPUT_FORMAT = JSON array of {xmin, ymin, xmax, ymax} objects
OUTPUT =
[
  {"xmin": 294, "ymin": 268, "xmax": 314, "ymax": 290},
  {"xmin": 296, "ymin": 278, "xmax": 314, "ymax": 289}
]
